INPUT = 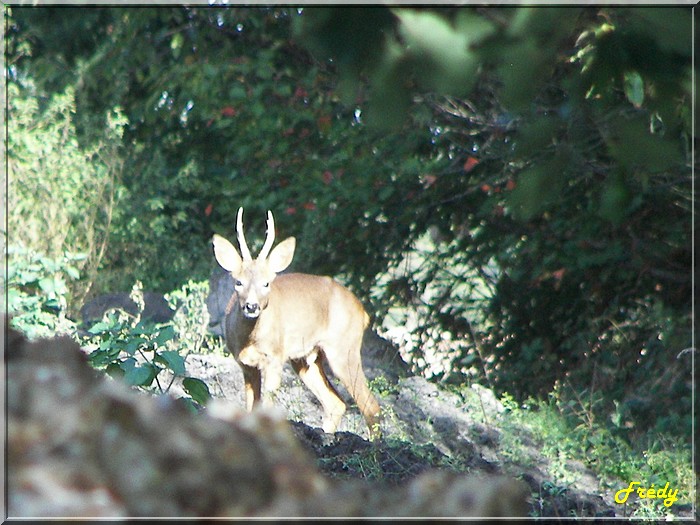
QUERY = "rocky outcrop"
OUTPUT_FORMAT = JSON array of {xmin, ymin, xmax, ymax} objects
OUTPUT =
[
  {"xmin": 80, "ymin": 292, "xmax": 175, "ymax": 327},
  {"xmin": 206, "ymin": 266, "xmax": 234, "ymax": 336},
  {"xmin": 6, "ymin": 326, "xmax": 528, "ymax": 518},
  {"xmin": 174, "ymin": 337, "xmax": 622, "ymax": 518}
]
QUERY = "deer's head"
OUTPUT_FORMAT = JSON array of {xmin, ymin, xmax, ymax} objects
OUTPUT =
[{"xmin": 212, "ymin": 208, "xmax": 296, "ymax": 319}]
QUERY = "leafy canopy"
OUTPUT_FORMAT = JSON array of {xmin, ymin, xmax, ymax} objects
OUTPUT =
[{"xmin": 6, "ymin": 7, "xmax": 692, "ymax": 441}]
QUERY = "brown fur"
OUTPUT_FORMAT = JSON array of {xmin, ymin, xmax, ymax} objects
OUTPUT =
[{"xmin": 213, "ymin": 209, "xmax": 380, "ymax": 437}]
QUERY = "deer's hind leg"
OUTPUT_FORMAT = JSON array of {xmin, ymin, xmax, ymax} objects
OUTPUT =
[
  {"xmin": 324, "ymin": 339, "xmax": 381, "ymax": 438},
  {"xmin": 291, "ymin": 351, "xmax": 346, "ymax": 433}
]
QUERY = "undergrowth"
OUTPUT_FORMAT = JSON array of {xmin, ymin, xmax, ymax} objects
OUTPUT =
[
  {"xmin": 495, "ymin": 388, "xmax": 693, "ymax": 518},
  {"xmin": 6, "ymin": 245, "xmax": 693, "ymax": 519}
]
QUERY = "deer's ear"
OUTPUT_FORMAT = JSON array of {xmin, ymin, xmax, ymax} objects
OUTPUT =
[
  {"xmin": 268, "ymin": 236, "xmax": 296, "ymax": 273},
  {"xmin": 213, "ymin": 234, "xmax": 243, "ymax": 274}
]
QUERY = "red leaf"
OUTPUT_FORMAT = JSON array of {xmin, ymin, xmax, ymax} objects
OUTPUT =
[
  {"xmin": 481, "ymin": 184, "xmax": 492, "ymax": 193},
  {"xmin": 204, "ymin": 203, "xmax": 213, "ymax": 217},
  {"xmin": 302, "ymin": 201, "xmax": 316, "ymax": 211},
  {"xmin": 552, "ymin": 268, "xmax": 566, "ymax": 281},
  {"xmin": 506, "ymin": 179, "xmax": 516, "ymax": 191},
  {"xmin": 422, "ymin": 174, "xmax": 437, "ymax": 188},
  {"xmin": 285, "ymin": 207, "xmax": 297, "ymax": 215},
  {"xmin": 317, "ymin": 115, "xmax": 332, "ymax": 133},
  {"xmin": 464, "ymin": 156, "xmax": 479, "ymax": 173},
  {"xmin": 322, "ymin": 170, "xmax": 334, "ymax": 185},
  {"xmin": 220, "ymin": 106, "xmax": 236, "ymax": 117}
]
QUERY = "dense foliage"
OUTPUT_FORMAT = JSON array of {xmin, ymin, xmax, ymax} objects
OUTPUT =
[{"xmin": 5, "ymin": 7, "xmax": 692, "ymax": 443}]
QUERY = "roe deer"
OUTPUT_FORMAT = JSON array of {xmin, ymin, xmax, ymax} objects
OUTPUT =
[{"xmin": 212, "ymin": 208, "xmax": 381, "ymax": 436}]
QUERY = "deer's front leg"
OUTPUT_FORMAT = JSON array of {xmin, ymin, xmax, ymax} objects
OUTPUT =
[
  {"xmin": 240, "ymin": 364, "xmax": 261, "ymax": 411},
  {"xmin": 261, "ymin": 358, "xmax": 284, "ymax": 406}
]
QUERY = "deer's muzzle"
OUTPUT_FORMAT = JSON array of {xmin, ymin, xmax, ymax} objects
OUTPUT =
[{"xmin": 242, "ymin": 302, "xmax": 261, "ymax": 319}]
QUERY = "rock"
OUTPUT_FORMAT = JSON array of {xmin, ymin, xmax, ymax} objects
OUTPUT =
[
  {"xmin": 80, "ymin": 292, "xmax": 175, "ymax": 326},
  {"xmin": 206, "ymin": 266, "xmax": 234, "ymax": 336},
  {"xmin": 173, "ymin": 347, "xmax": 626, "ymax": 519},
  {"xmin": 7, "ymin": 326, "xmax": 322, "ymax": 517},
  {"xmin": 6, "ymin": 325, "xmax": 529, "ymax": 518}
]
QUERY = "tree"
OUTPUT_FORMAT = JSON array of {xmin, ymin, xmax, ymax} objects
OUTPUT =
[
  {"xmin": 294, "ymin": 6, "xmax": 692, "ymax": 437},
  {"xmin": 7, "ymin": 6, "xmax": 692, "ymax": 438}
]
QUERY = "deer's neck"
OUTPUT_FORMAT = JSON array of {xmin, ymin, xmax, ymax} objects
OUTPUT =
[{"xmin": 227, "ymin": 304, "xmax": 260, "ymax": 345}]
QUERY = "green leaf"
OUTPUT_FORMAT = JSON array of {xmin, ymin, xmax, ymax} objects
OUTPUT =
[
  {"xmin": 395, "ymin": 9, "xmax": 475, "ymax": 95},
  {"xmin": 44, "ymin": 298, "xmax": 61, "ymax": 311},
  {"xmin": 89, "ymin": 345, "xmax": 121, "ymax": 367},
  {"xmin": 7, "ymin": 287, "xmax": 22, "ymax": 310},
  {"xmin": 599, "ymin": 171, "xmax": 631, "ymax": 225},
  {"xmin": 88, "ymin": 320, "xmax": 113, "ymax": 334},
  {"xmin": 64, "ymin": 264, "xmax": 80, "ymax": 280},
  {"xmin": 606, "ymin": 116, "xmax": 684, "ymax": 173},
  {"xmin": 119, "ymin": 357, "xmax": 137, "ymax": 372},
  {"xmin": 171, "ymin": 32, "xmax": 183, "ymax": 53},
  {"xmin": 130, "ymin": 322, "xmax": 153, "ymax": 336},
  {"xmin": 378, "ymin": 185, "xmax": 395, "ymax": 201},
  {"xmin": 177, "ymin": 396, "xmax": 199, "ymax": 413},
  {"xmin": 513, "ymin": 115, "xmax": 559, "ymax": 156},
  {"xmin": 623, "ymin": 71, "xmax": 644, "ymax": 108},
  {"xmin": 106, "ymin": 362, "xmax": 125, "ymax": 379},
  {"xmin": 88, "ymin": 349, "xmax": 107, "ymax": 366},
  {"xmin": 99, "ymin": 338, "xmax": 116, "ymax": 351},
  {"xmin": 155, "ymin": 325, "xmax": 176, "ymax": 345},
  {"xmin": 156, "ymin": 350, "xmax": 186, "ymax": 376},
  {"xmin": 182, "ymin": 377, "xmax": 211, "ymax": 406},
  {"xmin": 125, "ymin": 336, "xmax": 147, "ymax": 355},
  {"xmin": 38, "ymin": 276, "xmax": 56, "ymax": 294},
  {"xmin": 507, "ymin": 158, "xmax": 565, "ymax": 221},
  {"xmin": 124, "ymin": 365, "xmax": 156, "ymax": 387},
  {"xmin": 229, "ymin": 84, "xmax": 247, "ymax": 100}
]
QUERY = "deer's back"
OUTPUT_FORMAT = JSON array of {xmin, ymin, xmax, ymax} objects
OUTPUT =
[
  {"xmin": 271, "ymin": 272, "xmax": 368, "ymax": 324},
  {"xmin": 260, "ymin": 273, "xmax": 368, "ymax": 356}
]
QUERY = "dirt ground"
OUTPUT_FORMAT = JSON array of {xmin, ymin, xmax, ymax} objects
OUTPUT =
[{"xmin": 173, "ymin": 331, "xmax": 675, "ymax": 520}]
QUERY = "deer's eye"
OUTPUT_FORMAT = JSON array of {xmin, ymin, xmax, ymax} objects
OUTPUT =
[
  {"xmin": 234, "ymin": 279, "xmax": 243, "ymax": 288},
  {"xmin": 262, "ymin": 282, "xmax": 270, "ymax": 289}
]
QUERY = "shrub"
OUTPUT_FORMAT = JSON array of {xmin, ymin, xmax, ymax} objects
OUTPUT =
[
  {"xmin": 7, "ymin": 80, "xmax": 127, "ymax": 308},
  {"xmin": 80, "ymin": 282, "xmax": 212, "ymax": 410},
  {"xmin": 6, "ymin": 246, "xmax": 83, "ymax": 339}
]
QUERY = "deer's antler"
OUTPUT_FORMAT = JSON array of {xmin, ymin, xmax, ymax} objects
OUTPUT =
[
  {"xmin": 236, "ymin": 207, "xmax": 253, "ymax": 261},
  {"xmin": 258, "ymin": 210, "xmax": 276, "ymax": 260}
]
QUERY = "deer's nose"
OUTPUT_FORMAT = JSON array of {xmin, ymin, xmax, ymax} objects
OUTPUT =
[{"xmin": 243, "ymin": 302, "xmax": 261, "ymax": 318}]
